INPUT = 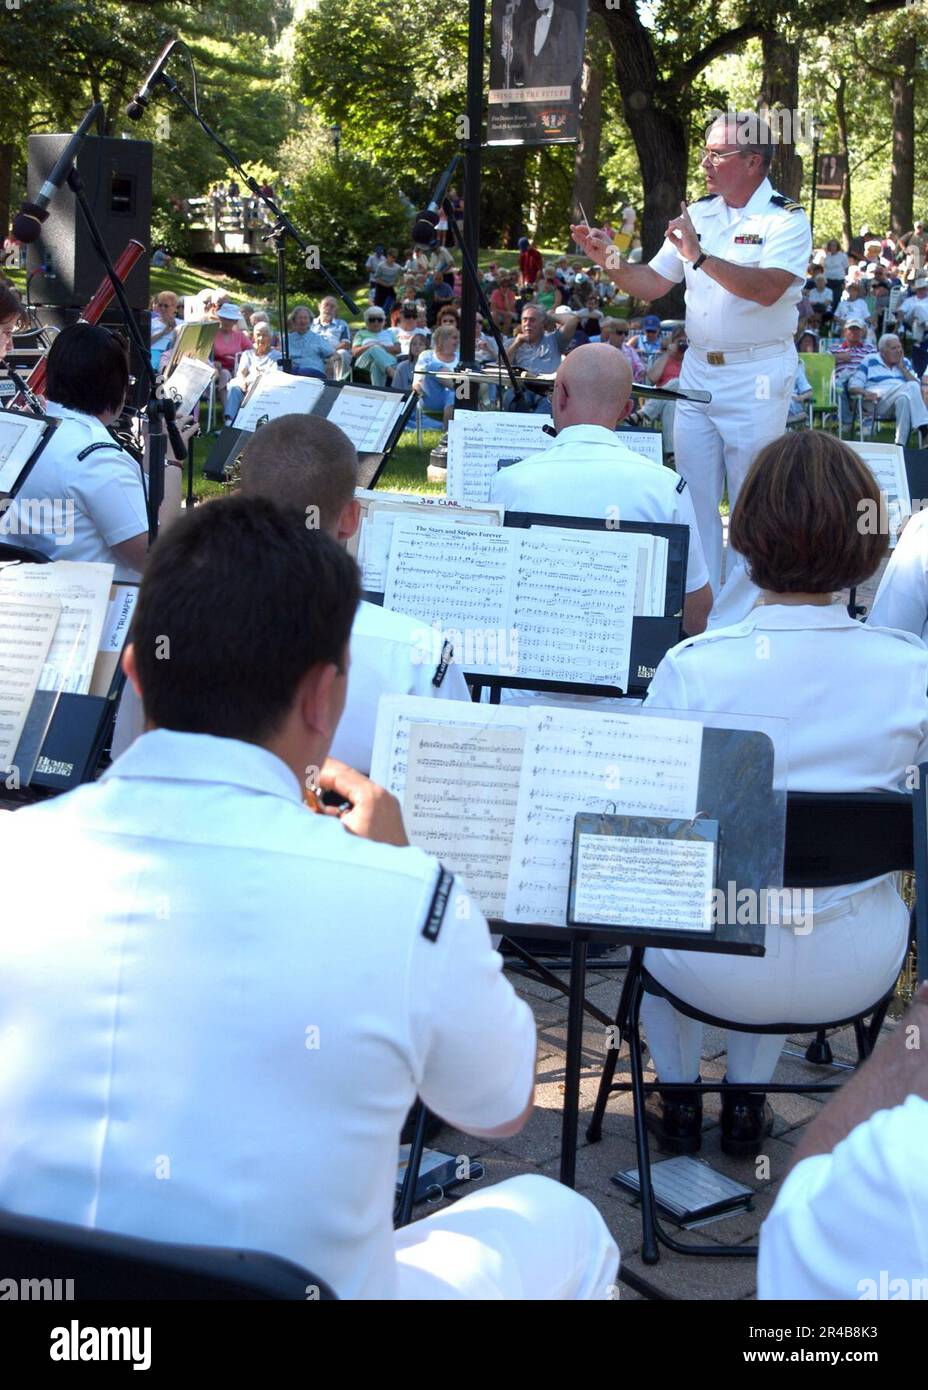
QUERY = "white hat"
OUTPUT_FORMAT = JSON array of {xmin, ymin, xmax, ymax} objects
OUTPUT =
[
  {"xmin": 217, "ymin": 302, "xmax": 241, "ymax": 320},
  {"xmin": 552, "ymin": 305, "xmax": 576, "ymax": 319},
  {"xmin": 914, "ymin": 277, "xmax": 928, "ymax": 290}
]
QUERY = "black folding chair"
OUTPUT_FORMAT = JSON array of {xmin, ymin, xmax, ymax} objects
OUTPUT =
[
  {"xmin": 0, "ymin": 1208, "xmax": 337, "ymax": 1299},
  {"xmin": 0, "ymin": 541, "xmax": 50, "ymax": 564},
  {"xmin": 587, "ymin": 790, "xmax": 915, "ymax": 1264}
]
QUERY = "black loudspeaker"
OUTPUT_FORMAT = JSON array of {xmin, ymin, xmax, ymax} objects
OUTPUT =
[{"xmin": 25, "ymin": 135, "xmax": 152, "ymax": 310}]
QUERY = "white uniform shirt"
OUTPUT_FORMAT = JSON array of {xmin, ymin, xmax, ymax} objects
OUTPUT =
[
  {"xmin": 488, "ymin": 423, "xmax": 710, "ymax": 593},
  {"xmin": 0, "ymin": 730, "xmax": 536, "ymax": 1301},
  {"xmin": 758, "ymin": 1095, "xmax": 928, "ymax": 1299},
  {"xmin": 648, "ymin": 177, "xmax": 812, "ymax": 350},
  {"xmin": 869, "ymin": 505, "xmax": 928, "ymax": 640},
  {"xmin": 6, "ymin": 402, "xmax": 148, "ymax": 580},
  {"xmin": 330, "ymin": 599, "xmax": 471, "ymax": 774},
  {"xmin": 644, "ymin": 602, "xmax": 928, "ymax": 908}
]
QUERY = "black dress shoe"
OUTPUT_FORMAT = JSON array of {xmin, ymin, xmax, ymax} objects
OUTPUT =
[
  {"xmin": 720, "ymin": 1088, "xmax": 774, "ymax": 1157},
  {"xmin": 644, "ymin": 1081, "xmax": 703, "ymax": 1154}
]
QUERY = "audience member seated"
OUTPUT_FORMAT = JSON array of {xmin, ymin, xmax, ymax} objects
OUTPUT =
[
  {"xmin": 150, "ymin": 292, "xmax": 179, "ymax": 371},
  {"xmin": 629, "ymin": 314, "xmax": 664, "ymax": 370},
  {"xmin": 371, "ymin": 247, "xmax": 403, "ymax": 313},
  {"xmin": 413, "ymin": 323, "xmax": 460, "ymax": 425},
  {"xmin": 351, "ymin": 306, "xmax": 401, "ymax": 387},
  {"xmin": 785, "ymin": 357, "xmax": 814, "ymax": 426},
  {"xmin": 312, "ymin": 296, "xmax": 353, "ymax": 381},
  {"xmin": 287, "ymin": 304, "xmax": 334, "ymax": 381},
  {"xmin": 425, "ymin": 269, "xmax": 455, "ymax": 325},
  {"xmin": 504, "ymin": 303, "xmax": 578, "ymax": 413},
  {"xmin": 391, "ymin": 332, "xmax": 429, "ymax": 393},
  {"xmin": 832, "ymin": 282, "xmax": 872, "ymax": 337},
  {"xmin": 223, "ymin": 322, "xmax": 281, "ymax": 426},
  {"xmin": 489, "ymin": 345, "xmax": 712, "ymax": 635},
  {"xmin": 212, "ymin": 302, "xmax": 253, "ymax": 409},
  {"xmin": 807, "ymin": 274, "xmax": 834, "ymax": 332},
  {"xmin": 490, "ymin": 273, "xmax": 517, "ymax": 336},
  {"xmin": 848, "ymin": 332, "xmax": 928, "ymax": 445},
  {"xmin": 758, "ymin": 983, "xmax": 928, "ymax": 1299},
  {"xmin": 395, "ymin": 300, "xmax": 427, "ymax": 352},
  {"xmin": 599, "ymin": 318, "xmax": 644, "ymax": 380},
  {"xmin": 829, "ymin": 321, "xmax": 871, "ymax": 426},
  {"xmin": 0, "ymin": 493, "xmax": 618, "ymax": 1301},
  {"xmin": 639, "ymin": 432, "xmax": 928, "ymax": 1157},
  {"xmin": 896, "ymin": 275, "xmax": 928, "ymax": 379},
  {"xmin": 4, "ymin": 323, "xmax": 182, "ymax": 579}
]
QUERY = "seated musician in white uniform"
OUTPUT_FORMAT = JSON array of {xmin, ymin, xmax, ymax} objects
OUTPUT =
[
  {"xmin": 4, "ymin": 322, "xmax": 181, "ymax": 580},
  {"xmin": 640, "ymin": 431, "xmax": 928, "ymax": 1156},
  {"xmin": 238, "ymin": 413, "xmax": 470, "ymax": 774},
  {"xmin": 759, "ymin": 982, "xmax": 928, "ymax": 1299},
  {"xmin": 489, "ymin": 344, "xmax": 713, "ymax": 636},
  {"xmin": 868, "ymin": 504, "xmax": 928, "ymax": 639},
  {"xmin": 0, "ymin": 497, "xmax": 618, "ymax": 1301}
]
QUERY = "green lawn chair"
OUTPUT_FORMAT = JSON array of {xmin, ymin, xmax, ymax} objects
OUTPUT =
[{"xmin": 799, "ymin": 351, "xmax": 837, "ymax": 433}]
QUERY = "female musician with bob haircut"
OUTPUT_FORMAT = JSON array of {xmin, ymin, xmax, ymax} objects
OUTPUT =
[{"xmin": 640, "ymin": 430, "xmax": 928, "ymax": 1157}]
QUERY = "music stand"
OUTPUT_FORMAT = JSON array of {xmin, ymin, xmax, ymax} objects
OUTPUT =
[{"xmin": 0, "ymin": 410, "xmax": 58, "ymax": 503}]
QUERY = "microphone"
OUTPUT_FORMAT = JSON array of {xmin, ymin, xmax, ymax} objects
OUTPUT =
[
  {"xmin": 11, "ymin": 103, "xmax": 104, "ymax": 244},
  {"xmin": 411, "ymin": 155, "xmax": 459, "ymax": 248},
  {"xmin": 126, "ymin": 37, "xmax": 178, "ymax": 120}
]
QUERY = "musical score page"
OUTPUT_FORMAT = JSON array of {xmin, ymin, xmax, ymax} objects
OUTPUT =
[
  {"xmin": 573, "ymin": 832, "xmax": 714, "ymax": 932},
  {"xmin": 233, "ymin": 372, "xmax": 326, "ymax": 432},
  {"xmin": 848, "ymin": 442, "xmax": 911, "ymax": 547},
  {"xmin": 371, "ymin": 695, "xmax": 529, "ymax": 804},
  {"xmin": 0, "ymin": 599, "xmax": 60, "ymax": 772},
  {"xmin": 447, "ymin": 412, "xmax": 555, "ymax": 503},
  {"xmin": 163, "ymin": 356, "xmax": 216, "ymax": 418},
  {"xmin": 0, "ymin": 560, "xmax": 113, "ymax": 693},
  {"xmin": 360, "ymin": 501, "xmax": 504, "ymax": 593},
  {"xmin": 384, "ymin": 519, "xmax": 514, "ymax": 638},
  {"xmin": 327, "ymin": 386, "xmax": 406, "ymax": 454},
  {"xmin": 404, "ymin": 721, "xmax": 526, "ymax": 918},
  {"xmin": 505, "ymin": 709, "xmax": 701, "ymax": 925}
]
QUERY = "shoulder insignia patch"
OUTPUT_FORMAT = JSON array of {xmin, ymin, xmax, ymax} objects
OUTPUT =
[
  {"xmin": 675, "ymin": 476, "xmax": 687, "ymax": 494},
  {"xmin": 422, "ymin": 865, "xmax": 455, "ymax": 942},
  {"xmin": 770, "ymin": 194, "xmax": 804, "ymax": 214},
  {"xmin": 76, "ymin": 441, "xmax": 121, "ymax": 461}
]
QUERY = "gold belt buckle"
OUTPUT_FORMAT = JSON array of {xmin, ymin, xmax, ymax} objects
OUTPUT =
[{"xmin": 707, "ymin": 351, "xmax": 725, "ymax": 366}]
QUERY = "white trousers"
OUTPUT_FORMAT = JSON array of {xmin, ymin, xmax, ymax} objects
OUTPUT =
[
  {"xmin": 393, "ymin": 1175, "xmax": 619, "ymax": 1300},
  {"xmin": 674, "ymin": 347, "xmax": 795, "ymax": 628},
  {"xmin": 641, "ymin": 878, "xmax": 909, "ymax": 1085},
  {"xmin": 872, "ymin": 380, "xmax": 928, "ymax": 444}
]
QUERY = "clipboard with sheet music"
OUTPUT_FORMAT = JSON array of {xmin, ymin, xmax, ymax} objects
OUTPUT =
[{"xmin": 0, "ymin": 407, "xmax": 58, "ymax": 503}]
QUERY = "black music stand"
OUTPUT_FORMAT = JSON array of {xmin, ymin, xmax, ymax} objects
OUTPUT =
[{"xmin": 203, "ymin": 382, "xmax": 417, "ymax": 491}]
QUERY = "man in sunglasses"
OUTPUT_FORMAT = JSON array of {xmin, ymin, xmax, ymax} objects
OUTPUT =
[{"xmin": 573, "ymin": 110, "xmax": 811, "ymax": 627}]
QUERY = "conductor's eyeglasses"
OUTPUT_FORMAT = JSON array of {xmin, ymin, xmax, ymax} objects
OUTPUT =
[{"xmin": 701, "ymin": 148, "xmax": 745, "ymax": 168}]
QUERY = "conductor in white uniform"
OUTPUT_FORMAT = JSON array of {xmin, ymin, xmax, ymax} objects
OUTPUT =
[
  {"xmin": 238, "ymin": 414, "xmax": 470, "ymax": 774},
  {"xmin": 573, "ymin": 110, "xmax": 812, "ymax": 627},
  {"xmin": 489, "ymin": 344, "xmax": 713, "ymax": 635},
  {"xmin": 0, "ymin": 497, "xmax": 618, "ymax": 1301}
]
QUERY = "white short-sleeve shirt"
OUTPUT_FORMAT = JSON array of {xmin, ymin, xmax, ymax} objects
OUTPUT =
[
  {"xmin": 648, "ymin": 177, "xmax": 812, "ymax": 350},
  {"xmin": 0, "ymin": 730, "xmax": 536, "ymax": 1300},
  {"xmin": 5, "ymin": 402, "xmax": 148, "ymax": 580},
  {"xmin": 869, "ymin": 505, "xmax": 928, "ymax": 640},
  {"xmin": 331, "ymin": 600, "xmax": 471, "ymax": 775},
  {"xmin": 488, "ymin": 423, "xmax": 710, "ymax": 593},
  {"xmin": 758, "ymin": 1095, "xmax": 928, "ymax": 1299}
]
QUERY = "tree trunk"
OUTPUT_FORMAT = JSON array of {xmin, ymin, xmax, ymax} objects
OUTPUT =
[
  {"xmin": 834, "ymin": 77, "xmax": 852, "ymax": 252},
  {"xmin": 600, "ymin": 5, "xmax": 688, "ymax": 315},
  {"xmin": 570, "ymin": 30, "xmax": 606, "ymax": 232},
  {"xmin": 0, "ymin": 143, "xmax": 13, "ymax": 244},
  {"xmin": 890, "ymin": 33, "xmax": 916, "ymax": 237},
  {"xmin": 759, "ymin": 31, "xmax": 802, "ymax": 200}
]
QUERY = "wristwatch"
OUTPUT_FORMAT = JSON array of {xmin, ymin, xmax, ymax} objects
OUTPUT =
[{"xmin": 693, "ymin": 252, "xmax": 708, "ymax": 271}]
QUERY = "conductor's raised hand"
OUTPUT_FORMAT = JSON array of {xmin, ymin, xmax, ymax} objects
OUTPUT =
[
  {"xmin": 317, "ymin": 758, "xmax": 409, "ymax": 847},
  {"xmin": 666, "ymin": 202, "xmax": 701, "ymax": 262},
  {"xmin": 570, "ymin": 224, "xmax": 621, "ymax": 273}
]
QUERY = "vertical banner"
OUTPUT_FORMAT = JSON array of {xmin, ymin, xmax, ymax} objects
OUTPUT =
[{"xmin": 487, "ymin": 0, "xmax": 589, "ymax": 146}]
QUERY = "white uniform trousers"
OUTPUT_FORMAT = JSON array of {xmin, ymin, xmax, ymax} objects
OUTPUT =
[
  {"xmin": 641, "ymin": 878, "xmax": 908, "ymax": 1086},
  {"xmin": 393, "ymin": 1175, "xmax": 619, "ymax": 1300},
  {"xmin": 871, "ymin": 379, "xmax": 928, "ymax": 445},
  {"xmin": 673, "ymin": 346, "xmax": 795, "ymax": 627}
]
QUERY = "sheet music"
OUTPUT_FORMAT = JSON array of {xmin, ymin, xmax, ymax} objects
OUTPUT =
[
  {"xmin": 0, "ymin": 560, "xmax": 113, "ymax": 693},
  {"xmin": 505, "ymin": 709, "xmax": 701, "ymax": 925},
  {"xmin": 573, "ymin": 832, "xmax": 714, "ymax": 932},
  {"xmin": 404, "ymin": 721, "xmax": 526, "ymax": 917},
  {"xmin": 0, "ymin": 599, "xmax": 60, "ymax": 772},
  {"xmin": 163, "ymin": 357, "xmax": 216, "ymax": 418},
  {"xmin": 849, "ymin": 442, "xmax": 912, "ymax": 547},
  {"xmin": 0, "ymin": 412, "xmax": 48, "ymax": 494},
  {"xmin": 326, "ymin": 385, "xmax": 406, "ymax": 454},
  {"xmin": 384, "ymin": 518, "xmax": 514, "ymax": 636},
  {"xmin": 233, "ymin": 372, "xmax": 326, "ymax": 433},
  {"xmin": 361, "ymin": 502, "xmax": 504, "ymax": 592},
  {"xmin": 370, "ymin": 694, "xmax": 529, "ymax": 801},
  {"xmin": 446, "ymin": 412, "xmax": 555, "ymax": 503},
  {"xmin": 511, "ymin": 527, "xmax": 637, "ymax": 688},
  {"xmin": 621, "ymin": 430, "xmax": 664, "ymax": 468}
]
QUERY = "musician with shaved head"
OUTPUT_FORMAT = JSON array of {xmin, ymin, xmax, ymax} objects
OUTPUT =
[{"xmin": 489, "ymin": 343, "xmax": 713, "ymax": 635}]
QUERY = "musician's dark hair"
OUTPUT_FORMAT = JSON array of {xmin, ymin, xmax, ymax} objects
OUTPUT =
[
  {"xmin": 0, "ymin": 283, "xmax": 22, "ymax": 323},
  {"xmin": 130, "ymin": 495, "xmax": 360, "ymax": 743},
  {"xmin": 730, "ymin": 431, "xmax": 887, "ymax": 593},
  {"xmin": 46, "ymin": 322, "xmax": 129, "ymax": 417}
]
